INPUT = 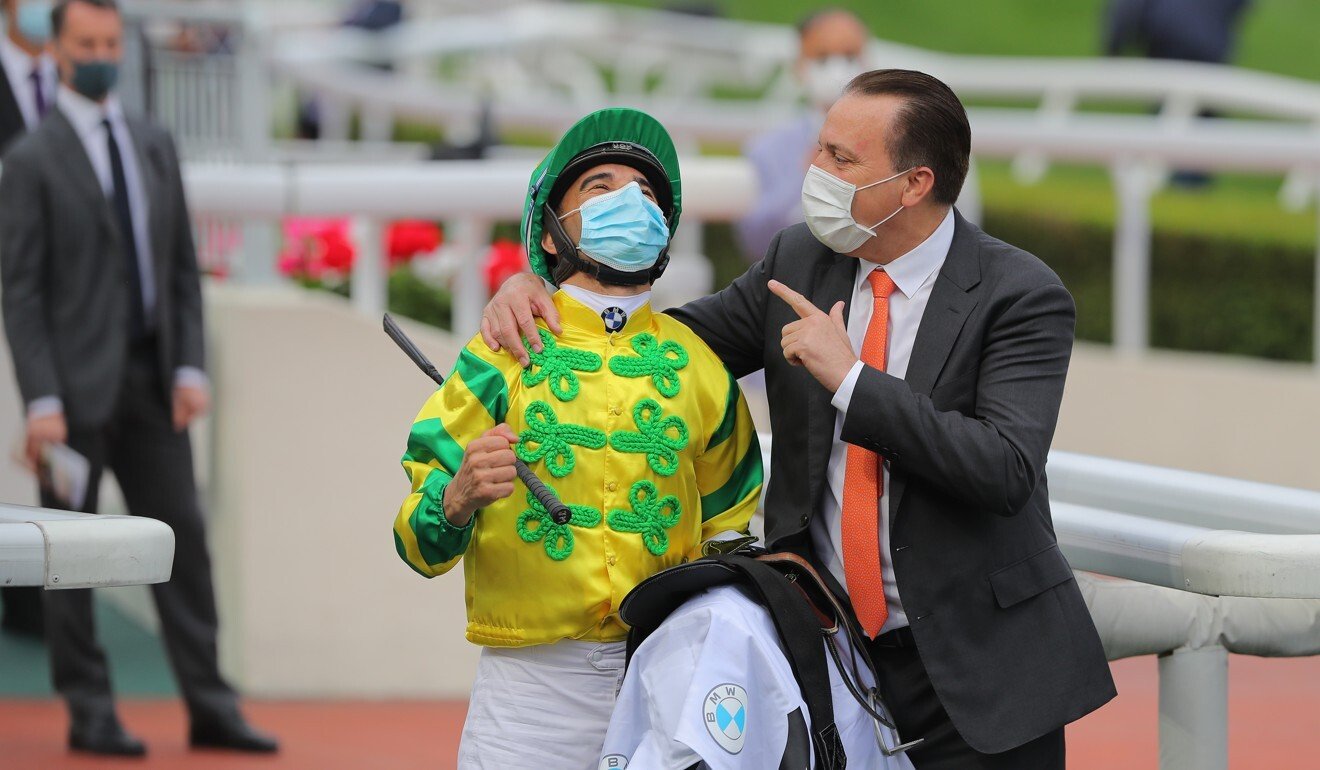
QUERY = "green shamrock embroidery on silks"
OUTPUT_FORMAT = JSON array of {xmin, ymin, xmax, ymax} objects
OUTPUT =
[
  {"xmin": 516, "ymin": 400, "xmax": 607, "ymax": 478},
  {"xmin": 608, "ymin": 399, "xmax": 690, "ymax": 477},
  {"xmin": 608, "ymin": 480, "xmax": 682, "ymax": 556},
  {"xmin": 608, "ymin": 333, "xmax": 689, "ymax": 398},
  {"xmin": 522, "ymin": 328, "xmax": 602, "ymax": 402},
  {"xmin": 516, "ymin": 486, "xmax": 602, "ymax": 561}
]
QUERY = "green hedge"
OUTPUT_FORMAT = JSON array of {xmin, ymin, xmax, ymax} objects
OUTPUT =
[
  {"xmin": 982, "ymin": 209, "xmax": 1314, "ymax": 362},
  {"xmin": 705, "ymin": 214, "xmax": 1315, "ymax": 363}
]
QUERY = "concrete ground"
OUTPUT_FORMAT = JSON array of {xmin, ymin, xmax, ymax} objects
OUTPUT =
[{"xmin": 3, "ymin": 605, "xmax": 1319, "ymax": 769}]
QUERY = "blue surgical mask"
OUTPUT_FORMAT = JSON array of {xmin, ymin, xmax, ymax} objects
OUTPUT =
[
  {"xmin": 16, "ymin": 1, "xmax": 53, "ymax": 46},
  {"xmin": 69, "ymin": 59, "xmax": 118, "ymax": 101},
  {"xmin": 558, "ymin": 182, "xmax": 670, "ymax": 273}
]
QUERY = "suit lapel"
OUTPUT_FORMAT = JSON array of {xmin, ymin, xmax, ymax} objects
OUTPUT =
[
  {"xmin": 889, "ymin": 212, "xmax": 982, "ymax": 518},
  {"xmin": 126, "ymin": 118, "xmax": 168, "ymax": 277},
  {"xmin": 46, "ymin": 110, "xmax": 111, "ymax": 216},
  {"xmin": 0, "ymin": 70, "xmax": 25, "ymax": 145},
  {"xmin": 805, "ymin": 254, "xmax": 857, "ymax": 514}
]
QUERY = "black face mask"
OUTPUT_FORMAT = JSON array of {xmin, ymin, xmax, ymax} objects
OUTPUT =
[{"xmin": 69, "ymin": 59, "xmax": 119, "ymax": 101}]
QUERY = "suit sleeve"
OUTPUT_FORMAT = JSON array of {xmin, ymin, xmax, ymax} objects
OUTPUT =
[
  {"xmin": 695, "ymin": 369, "xmax": 762, "ymax": 541},
  {"xmin": 0, "ymin": 147, "xmax": 61, "ymax": 405},
  {"xmin": 667, "ymin": 230, "xmax": 781, "ymax": 378},
  {"xmin": 163, "ymin": 131, "xmax": 205, "ymax": 372},
  {"xmin": 840, "ymin": 281, "xmax": 1076, "ymax": 517}
]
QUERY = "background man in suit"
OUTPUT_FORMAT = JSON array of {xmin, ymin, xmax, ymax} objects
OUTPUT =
[
  {"xmin": 0, "ymin": 0, "xmax": 55, "ymax": 152},
  {"xmin": 0, "ymin": 0, "xmax": 275, "ymax": 756},
  {"xmin": 481, "ymin": 69, "xmax": 1115, "ymax": 768},
  {"xmin": 0, "ymin": 0, "xmax": 58, "ymax": 636}
]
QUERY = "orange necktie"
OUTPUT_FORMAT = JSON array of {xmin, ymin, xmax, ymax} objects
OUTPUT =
[{"xmin": 843, "ymin": 269, "xmax": 897, "ymax": 638}]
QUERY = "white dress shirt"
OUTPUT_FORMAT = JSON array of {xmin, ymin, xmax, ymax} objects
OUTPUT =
[
  {"xmin": 0, "ymin": 35, "xmax": 56, "ymax": 131},
  {"xmin": 26, "ymin": 87, "xmax": 204, "ymax": 418},
  {"xmin": 811, "ymin": 208, "xmax": 956, "ymax": 635}
]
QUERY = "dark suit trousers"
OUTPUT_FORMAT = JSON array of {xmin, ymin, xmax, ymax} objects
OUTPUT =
[
  {"xmin": 869, "ymin": 634, "xmax": 1064, "ymax": 769},
  {"xmin": 40, "ymin": 339, "xmax": 238, "ymax": 726}
]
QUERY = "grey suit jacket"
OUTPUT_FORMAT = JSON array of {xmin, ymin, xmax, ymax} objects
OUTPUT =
[
  {"xmin": 1, "ymin": 108, "xmax": 204, "ymax": 429},
  {"xmin": 0, "ymin": 66, "xmax": 25, "ymax": 154},
  {"xmin": 670, "ymin": 214, "xmax": 1115, "ymax": 754}
]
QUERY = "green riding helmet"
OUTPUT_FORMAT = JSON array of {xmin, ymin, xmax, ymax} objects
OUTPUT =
[{"xmin": 522, "ymin": 108, "xmax": 683, "ymax": 287}]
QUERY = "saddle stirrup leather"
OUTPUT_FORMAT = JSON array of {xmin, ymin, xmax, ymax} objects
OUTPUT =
[{"xmin": 755, "ymin": 552, "xmax": 924, "ymax": 757}]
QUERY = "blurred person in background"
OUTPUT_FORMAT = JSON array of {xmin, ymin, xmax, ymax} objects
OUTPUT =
[
  {"xmin": 296, "ymin": 0, "xmax": 403, "ymax": 140},
  {"xmin": 1105, "ymin": 0, "xmax": 1250, "ymax": 64},
  {"xmin": 737, "ymin": 8, "xmax": 979, "ymax": 263},
  {"xmin": 0, "ymin": 0, "xmax": 57, "ymax": 637},
  {"xmin": 1, "ymin": 0, "xmax": 55, "ymax": 152},
  {"xmin": 0, "ymin": 0, "xmax": 276, "ymax": 756},
  {"xmin": 736, "ymin": 8, "xmax": 868, "ymax": 263},
  {"xmin": 1104, "ymin": 0, "xmax": 1252, "ymax": 186}
]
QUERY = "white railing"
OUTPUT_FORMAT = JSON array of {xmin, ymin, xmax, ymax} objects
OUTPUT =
[
  {"xmin": 168, "ymin": 108, "xmax": 1320, "ymax": 359},
  {"xmin": 0, "ymin": 504, "xmax": 175, "ymax": 589},
  {"xmin": 260, "ymin": 3, "xmax": 1320, "ymax": 364},
  {"xmin": 756, "ymin": 435, "xmax": 1320, "ymax": 770}
]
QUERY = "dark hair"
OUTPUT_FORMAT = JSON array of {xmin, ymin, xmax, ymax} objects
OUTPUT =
[
  {"xmin": 52, "ymin": 0, "xmax": 119, "ymax": 38},
  {"xmin": 844, "ymin": 69, "xmax": 971, "ymax": 206}
]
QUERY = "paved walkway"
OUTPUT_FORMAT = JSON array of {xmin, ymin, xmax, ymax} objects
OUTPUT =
[{"xmin": 2, "ymin": 655, "xmax": 1318, "ymax": 768}]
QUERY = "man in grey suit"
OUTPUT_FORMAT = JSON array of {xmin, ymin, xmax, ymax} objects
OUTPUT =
[
  {"xmin": 0, "ymin": 0, "xmax": 275, "ymax": 756},
  {"xmin": 482, "ymin": 70, "xmax": 1114, "ymax": 768}
]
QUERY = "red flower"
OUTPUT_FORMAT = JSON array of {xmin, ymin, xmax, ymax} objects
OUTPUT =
[
  {"xmin": 484, "ymin": 239, "xmax": 529, "ymax": 295},
  {"xmin": 387, "ymin": 220, "xmax": 443, "ymax": 267},
  {"xmin": 279, "ymin": 218, "xmax": 355, "ymax": 278}
]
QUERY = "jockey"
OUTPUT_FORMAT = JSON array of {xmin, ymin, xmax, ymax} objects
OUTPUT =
[{"xmin": 391, "ymin": 107, "xmax": 763, "ymax": 769}]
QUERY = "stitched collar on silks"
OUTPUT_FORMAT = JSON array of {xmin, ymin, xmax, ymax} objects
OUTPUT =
[
  {"xmin": 522, "ymin": 108, "xmax": 683, "ymax": 285},
  {"xmin": 555, "ymin": 290, "xmax": 653, "ymax": 335}
]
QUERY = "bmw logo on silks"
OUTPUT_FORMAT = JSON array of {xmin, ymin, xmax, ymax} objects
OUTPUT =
[
  {"xmin": 602, "ymin": 307, "xmax": 628, "ymax": 333},
  {"xmin": 703, "ymin": 683, "xmax": 748, "ymax": 754}
]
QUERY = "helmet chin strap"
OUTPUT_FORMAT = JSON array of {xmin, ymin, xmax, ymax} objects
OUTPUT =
[{"xmin": 542, "ymin": 202, "xmax": 669, "ymax": 287}]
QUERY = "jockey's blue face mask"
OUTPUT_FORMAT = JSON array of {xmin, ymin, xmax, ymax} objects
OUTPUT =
[{"xmin": 558, "ymin": 182, "xmax": 670, "ymax": 274}]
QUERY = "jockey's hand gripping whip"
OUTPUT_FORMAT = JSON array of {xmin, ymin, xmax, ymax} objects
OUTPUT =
[{"xmin": 384, "ymin": 314, "xmax": 573, "ymax": 525}]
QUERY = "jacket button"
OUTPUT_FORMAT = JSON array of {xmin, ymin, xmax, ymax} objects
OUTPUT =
[
  {"xmin": 610, "ymin": 406, "xmax": 622, "ymax": 416},
  {"xmin": 800, "ymin": 514, "xmax": 809, "ymax": 525},
  {"xmin": 607, "ymin": 482, "xmax": 617, "ymax": 492}
]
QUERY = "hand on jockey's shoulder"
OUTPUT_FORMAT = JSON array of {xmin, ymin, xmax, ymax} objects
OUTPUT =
[
  {"xmin": 444, "ymin": 424, "xmax": 519, "ymax": 526},
  {"xmin": 481, "ymin": 273, "xmax": 562, "ymax": 367}
]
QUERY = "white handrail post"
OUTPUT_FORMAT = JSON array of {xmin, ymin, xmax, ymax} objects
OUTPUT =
[
  {"xmin": 1112, "ymin": 161, "xmax": 1155, "ymax": 355},
  {"xmin": 237, "ymin": 1, "xmax": 271, "ymax": 160},
  {"xmin": 240, "ymin": 221, "xmax": 281, "ymax": 286},
  {"xmin": 1158, "ymin": 646, "xmax": 1228, "ymax": 770},
  {"xmin": 351, "ymin": 217, "xmax": 386, "ymax": 318},
  {"xmin": 448, "ymin": 217, "xmax": 493, "ymax": 340}
]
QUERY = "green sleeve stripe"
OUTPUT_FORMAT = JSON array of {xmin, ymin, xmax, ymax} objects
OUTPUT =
[
  {"xmin": 405, "ymin": 418, "xmax": 467, "ymax": 475},
  {"xmin": 394, "ymin": 530, "xmax": 437, "ymax": 578},
  {"xmin": 408, "ymin": 473, "xmax": 475, "ymax": 566},
  {"xmin": 455, "ymin": 349, "xmax": 509, "ymax": 424},
  {"xmin": 706, "ymin": 368, "xmax": 741, "ymax": 450},
  {"xmin": 700, "ymin": 434, "xmax": 764, "ymax": 521}
]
